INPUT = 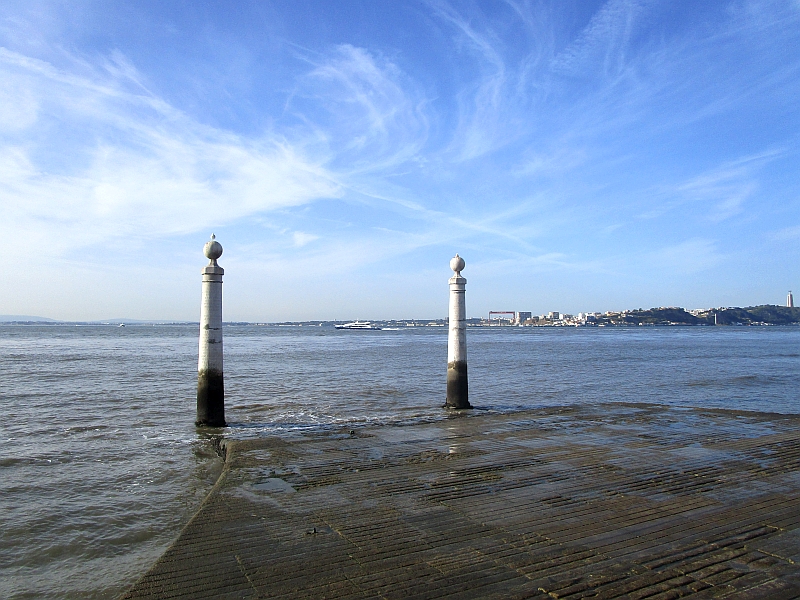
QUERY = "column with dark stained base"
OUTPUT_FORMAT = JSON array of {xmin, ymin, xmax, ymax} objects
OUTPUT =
[
  {"xmin": 196, "ymin": 234, "xmax": 226, "ymax": 427},
  {"xmin": 445, "ymin": 254, "xmax": 472, "ymax": 409}
]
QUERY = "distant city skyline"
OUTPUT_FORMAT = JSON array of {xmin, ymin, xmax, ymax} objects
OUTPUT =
[
  {"xmin": 2, "ymin": 1, "xmax": 799, "ymax": 321},
  {"xmin": 1, "ymin": 294, "xmax": 796, "ymax": 324}
]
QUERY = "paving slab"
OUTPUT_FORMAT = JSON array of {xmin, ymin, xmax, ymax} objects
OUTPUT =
[{"xmin": 121, "ymin": 404, "xmax": 800, "ymax": 599}]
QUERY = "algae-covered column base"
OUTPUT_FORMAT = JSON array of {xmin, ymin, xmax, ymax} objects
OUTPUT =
[
  {"xmin": 196, "ymin": 234, "xmax": 226, "ymax": 427},
  {"xmin": 445, "ymin": 254, "xmax": 471, "ymax": 409}
]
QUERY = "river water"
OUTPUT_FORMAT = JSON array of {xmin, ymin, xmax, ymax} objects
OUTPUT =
[{"xmin": 1, "ymin": 324, "xmax": 799, "ymax": 598}]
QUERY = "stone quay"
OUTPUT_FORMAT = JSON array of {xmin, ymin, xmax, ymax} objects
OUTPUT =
[{"xmin": 122, "ymin": 403, "xmax": 800, "ymax": 599}]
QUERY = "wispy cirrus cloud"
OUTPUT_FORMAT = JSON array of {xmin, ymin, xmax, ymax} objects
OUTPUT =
[
  {"xmin": 290, "ymin": 44, "xmax": 430, "ymax": 174},
  {"xmin": 637, "ymin": 150, "xmax": 783, "ymax": 222},
  {"xmin": 431, "ymin": 2, "xmax": 513, "ymax": 160},
  {"xmin": 645, "ymin": 238, "xmax": 724, "ymax": 275},
  {"xmin": 0, "ymin": 41, "xmax": 454, "ymax": 284},
  {"xmin": 291, "ymin": 231, "xmax": 319, "ymax": 247},
  {"xmin": 768, "ymin": 225, "xmax": 800, "ymax": 242},
  {"xmin": 550, "ymin": 0, "xmax": 650, "ymax": 78},
  {"xmin": 426, "ymin": 0, "xmax": 657, "ymax": 162},
  {"xmin": 0, "ymin": 47, "xmax": 342, "ymax": 259},
  {"xmin": 2, "ymin": 0, "xmax": 800, "ymax": 320}
]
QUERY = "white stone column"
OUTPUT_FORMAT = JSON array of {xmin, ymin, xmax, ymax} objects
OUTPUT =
[
  {"xmin": 196, "ymin": 234, "xmax": 225, "ymax": 426},
  {"xmin": 445, "ymin": 254, "xmax": 471, "ymax": 409}
]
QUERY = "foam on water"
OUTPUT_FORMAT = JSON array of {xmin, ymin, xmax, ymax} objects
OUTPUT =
[{"xmin": 1, "ymin": 324, "xmax": 799, "ymax": 598}]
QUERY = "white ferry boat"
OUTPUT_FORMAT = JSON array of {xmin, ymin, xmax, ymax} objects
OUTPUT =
[{"xmin": 335, "ymin": 321, "xmax": 382, "ymax": 330}]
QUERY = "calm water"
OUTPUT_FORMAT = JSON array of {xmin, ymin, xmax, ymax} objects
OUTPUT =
[{"xmin": 1, "ymin": 324, "xmax": 799, "ymax": 598}]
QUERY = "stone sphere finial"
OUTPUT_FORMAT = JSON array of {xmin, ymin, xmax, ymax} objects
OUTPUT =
[
  {"xmin": 450, "ymin": 253, "xmax": 465, "ymax": 275},
  {"xmin": 204, "ymin": 234, "xmax": 223, "ymax": 261}
]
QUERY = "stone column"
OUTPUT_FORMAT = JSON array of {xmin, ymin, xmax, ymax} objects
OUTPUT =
[
  {"xmin": 445, "ymin": 254, "xmax": 471, "ymax": 409},
  {"xmin": 196, "ymin": 234, "xmax": 226, "ymax": 427}
]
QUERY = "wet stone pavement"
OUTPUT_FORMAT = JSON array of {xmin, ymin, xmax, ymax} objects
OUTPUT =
[{"xmin": 121, "ymin": 404, "xmax": 800, "ymax": 599}]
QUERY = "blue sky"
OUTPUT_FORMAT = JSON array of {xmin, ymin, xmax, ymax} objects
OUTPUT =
[{"xmin": 1, "ymin": 0, "xmax": 799, "ymax": 321}]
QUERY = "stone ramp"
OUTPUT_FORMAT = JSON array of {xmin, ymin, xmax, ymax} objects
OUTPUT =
[{"xmin": 121, "ymin": 404, "xmax": 800, "ymax": 599}]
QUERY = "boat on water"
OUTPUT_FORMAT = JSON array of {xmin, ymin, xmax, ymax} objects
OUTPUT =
[{"xmin": 335, "ymin": 321, "xmax": 381, "ymax": 330}]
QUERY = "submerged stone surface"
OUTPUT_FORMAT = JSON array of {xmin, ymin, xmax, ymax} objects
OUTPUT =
[{"xmin": 123, "ymin": 404, "xmax": 800, "ymax": 599}]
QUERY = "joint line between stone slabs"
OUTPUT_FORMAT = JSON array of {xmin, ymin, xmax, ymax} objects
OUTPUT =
[{"xmin": 234, "ymin": 553, "xmax": 260, "ymax": 597}]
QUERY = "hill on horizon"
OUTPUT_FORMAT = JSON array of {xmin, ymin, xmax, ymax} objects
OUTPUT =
[{"xmin": 0, "ymin": 315, "xmax": 57, "ymax": 322}]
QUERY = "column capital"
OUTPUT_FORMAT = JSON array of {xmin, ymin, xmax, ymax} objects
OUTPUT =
[{"xmin": 202, "ymin": 264, "xmax": 225, "ymax": 276}]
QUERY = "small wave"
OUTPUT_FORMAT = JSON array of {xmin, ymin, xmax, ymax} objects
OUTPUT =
[
  {"xmin": 687, "ymin": 380, "xmax": 714, "ymax": 387},
  {"xmin": 687, "ymin": 375, "xmax": 764, "ymax": 388},
  {"xmin": 64, "ymin": 425, "xmax": 111, "ymax": 434}
]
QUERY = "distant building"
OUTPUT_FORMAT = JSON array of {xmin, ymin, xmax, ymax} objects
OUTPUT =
[
  {"xmin": 515, "ymin": 311, "xmax": 531, "ymax": 324},
  {"xmin": 547, "ymin": 311, "xmax": 560, "ymax": 320},
  {"xmin": 488, "ymin": 311, "xmax": 515, "ymax": 323},
  {"xmin": 789, "ymin": 291, "xmax": 794, "ymax": 308}
]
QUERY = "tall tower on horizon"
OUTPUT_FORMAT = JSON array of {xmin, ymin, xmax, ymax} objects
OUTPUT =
[{"xmin": 788, "ymin": 291, "xmax": 794, "ymax": 308}]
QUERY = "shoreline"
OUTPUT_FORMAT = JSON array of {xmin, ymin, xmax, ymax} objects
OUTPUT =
[{"xmin": 121, "ymin": 403, "xmax": 800, "ymax": 599}]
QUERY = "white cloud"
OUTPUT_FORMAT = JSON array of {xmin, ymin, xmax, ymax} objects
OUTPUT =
[
  {"xmin": 515, "ymin": 146, "xmax": 587, "ymax": 177},
  {"xmin": 0, "ymin": 47, "xmax": 342, "ymax": 261},
  {"xmin": 638, "ymin": 150, "xmax": 782, "ymax": 222},
  {"xmin": 646, "ymin": 239, "xmax": 723, "ymax": 274},
  {"xmin": 550, "ymin": 0, "xmax": 650, "ymax": 77},
  {"xmin": 292, "ymin": 231, "xmax": 319, "ymax": 247},
  {"xmin": 0, "ymin": 80, "xmax": 37, "ymax": 131},
  {"xmin": 295, "ymin": 44, "xmax": 429, "ymax": 174},
  {"xmin": 768, "ymin": 225, "xmax": 800, "ymax": 242},
  {"xmin": 430, "ymin": 0, "xmax": 654, "ymax": 162},
  {"xmin": 674, "ymin": 151, "xmax": 784, "ymax": 221},
  {"xmin": 431, "ymin": 3, "xmax": 522, "ymax": 161}
]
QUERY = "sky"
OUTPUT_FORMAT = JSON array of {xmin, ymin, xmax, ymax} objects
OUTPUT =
[{"xmin": 1, "ymin": 0, "xmax": 799, "ymax": 321}]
